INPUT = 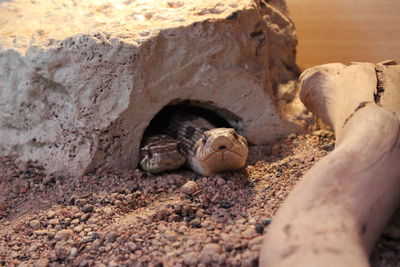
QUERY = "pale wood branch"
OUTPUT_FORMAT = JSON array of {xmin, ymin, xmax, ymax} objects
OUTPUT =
[{"xmin": 260, "ymin": 62, "xmax": 400, "ymax": 267}]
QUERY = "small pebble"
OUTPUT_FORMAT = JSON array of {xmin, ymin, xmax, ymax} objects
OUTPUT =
[
  {"xmin": 28, "ymin": 244, "xmax": 39, "ymax": 252},
  {"xmin": 219, "ymin": 201, "xmax": 234, "ymax": 209},
  {"xmin": 163, "ymin": 230, "xmax": 178, "ymax": 242},
  {"xmin": 322, "ymin": 142, "xmax": 335, "ymax": 151},
  {"xmin": 262, "ymin": 218, "xmax": 272, "ymax": 225},
  {"xmin": 48, "ymin": 218, "xmax": 60, "ymax": 225},
  {"xmin": 183, "ymin": 252, "xmax": 199, "ymax": 265},
  {"xmin": 177, "ymin": 225, "xmax": 187, "ymax": 233},
  {"xmin": 255, "ymin": 224, "xmax": 264, "ymax": 234},
  {"xmin": 82, "ymin": 237, "xmax": 93, "ymax": 243},
  {"xmin": 92, "ymin": 232, "xmax": 100, "ymax": 240},
  {"xmin": 190, "ymin": 218, "xmax": 202, "ymax": 228},
  {"xmin": 87, "ymin": 217, "xmax": 98, "ymax": 224},
  {"xmin": 54, "ymin": 229, "xmax": 73, "ymax": 241},
  {"xmin": 181, "ymin": 181, "xmax": 199, "ymax": 195},
  {"xmin": 81, "ymin": 213, "xmax": 90, "ymax": 221},
  {"xmin": 73, "ymin": 224, "xmax": 84, "ymax": 233},
  {"xmin": 242, "ymin": 227, "xmax": 257, "ymax": 239},
  {"xmin": 55, "ymin": 245, "xmax": 71, "ymax": 260},
  {"xmin": 29, "ymin": 219, "xmax": 41, "ymax": 229},
  {"xmin": 202, "ymin": 243, "xmax": 221, "ymax": 254},
  {"xmin": 70, "ymin": 247, "xmax": 78, "ymax": 257},
  {"xmin": 81, "ymin": 204, "xmax": 94, "ymax": 213},
  {"xmin": 105, "ymin": 231, "xmax": 118, "ymax": 243},
  {"xmin": 33, "ymin": 258, "xmax": 49, "ymax": 267},
  {"xmin": 216, "ymin": 177, "xmax": 226, "ymax": 185},
  {"xmin": 33, "ymin": 230, "xmax": 48, "ymax": 236},
  {"xmin": 47, "ymin": 210, "xmax": 56, "ymax": 219},
  {"xmin": 103, "ymin": 207, "xmax": 114, "ymax": 216},
  {"xmin": 91, "ymin": 239, "xmax": 101, "ymax": 250},
  {"xmin": 126, "ymin": 242, "xmax": 137, "ymax": 252},
  {"xmin": 310, "ymin": 135, "xmax": 319, "ymax": 145}
]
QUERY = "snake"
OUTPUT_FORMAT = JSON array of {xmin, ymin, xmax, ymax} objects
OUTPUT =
[{"xmin": 140, "ymin": 111, "xmax": 249, "ymax": 176}]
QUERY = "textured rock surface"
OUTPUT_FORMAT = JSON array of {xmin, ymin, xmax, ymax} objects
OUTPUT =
[{"xmin": 0, "ymin": 0, "xmax": 305, "ymax": 175}]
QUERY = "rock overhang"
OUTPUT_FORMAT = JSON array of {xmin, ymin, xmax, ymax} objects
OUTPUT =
[{"xmin": 0, "ymin": 0, "xmax": 308, "ymax": 176}]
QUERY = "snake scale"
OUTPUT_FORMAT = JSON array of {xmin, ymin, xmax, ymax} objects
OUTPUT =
[{"xmin": 140, "ymin": 111, "xmax": 249, "ymax": 176}]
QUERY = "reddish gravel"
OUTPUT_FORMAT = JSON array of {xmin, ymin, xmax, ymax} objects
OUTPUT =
[{"xmin": 0, "ymin": 130, "xmax": 398, "ymax": 266}]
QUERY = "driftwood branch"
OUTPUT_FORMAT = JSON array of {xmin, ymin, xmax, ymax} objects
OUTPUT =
[{"xmin": 260, "ymin": 62, "xmax": 400, "ymax": 266}]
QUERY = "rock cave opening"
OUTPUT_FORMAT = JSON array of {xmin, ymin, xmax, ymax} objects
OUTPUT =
[{"xmin": 142, "ymin": 100, "xmax": 245, "ymax": 143}]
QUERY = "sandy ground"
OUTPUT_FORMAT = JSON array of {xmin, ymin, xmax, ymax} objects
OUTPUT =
[{"xmin": 0, "ymin": 131, "xmax": 399, "ymax": 266}]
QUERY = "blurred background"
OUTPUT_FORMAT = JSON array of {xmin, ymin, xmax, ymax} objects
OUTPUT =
[{"xmin": 285, "ymin": 0, "xmax": 400, "ymax": 70}]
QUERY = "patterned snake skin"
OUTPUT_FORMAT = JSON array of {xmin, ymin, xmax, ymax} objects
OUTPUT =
[{"xmin": 140, "ymin": 112, "xmax": 248, "ymax": 176}]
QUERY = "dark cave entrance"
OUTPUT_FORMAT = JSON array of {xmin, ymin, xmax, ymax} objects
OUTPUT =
[{"xmin": 143, "ymin": 100, "xmax": 244, "ymax": 138}]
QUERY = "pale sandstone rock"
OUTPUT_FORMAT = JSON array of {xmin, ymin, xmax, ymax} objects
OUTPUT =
[{"xmin": 0, "ymin": 0, "xmax": 305, "ymax": 175}]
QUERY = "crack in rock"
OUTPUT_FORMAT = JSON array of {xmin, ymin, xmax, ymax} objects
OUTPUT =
[
  {"xmin": 374, "ymin": 64, "xmax": 386, "ymax": 104},
  {"xmin": 342, "ymin": 101, "xmax": 372, "ymax": 129}
]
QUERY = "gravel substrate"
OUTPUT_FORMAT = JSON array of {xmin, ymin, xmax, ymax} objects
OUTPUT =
[{"xmin": 0, "ymin": 131, "xmax": 399, "ymax": 266}]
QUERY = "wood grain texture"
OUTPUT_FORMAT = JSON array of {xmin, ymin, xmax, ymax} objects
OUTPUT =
[
  {"xmin": 261, "ymin": 62, "xmax": 400, "ymax": 267},
  {"xmin": 286, "ymin": 0, "xmax": 400, "ymax": 69}
]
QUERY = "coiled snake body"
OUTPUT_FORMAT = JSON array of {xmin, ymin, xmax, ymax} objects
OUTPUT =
[{"xmin": 140, "ymin": 112, "xmax": 249, "ymax": 176}]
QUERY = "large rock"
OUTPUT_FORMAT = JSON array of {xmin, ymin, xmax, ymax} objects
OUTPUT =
[{"xmin": 0, "ymin": 0, "xmax": 305, "ymax": 176}]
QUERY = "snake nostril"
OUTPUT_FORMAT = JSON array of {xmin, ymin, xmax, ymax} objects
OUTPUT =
[{"xmin": 212, "ymin": 136, "xmax": 233, "ymax": 151}]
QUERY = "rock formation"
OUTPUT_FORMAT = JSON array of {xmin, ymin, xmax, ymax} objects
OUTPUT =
[{"xmin": 0, "ymin": 0, "xmax": 305, "ymax": 175}]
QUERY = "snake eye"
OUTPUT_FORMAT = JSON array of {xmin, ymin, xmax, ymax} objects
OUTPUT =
[
  {"xmin": 202, "ymin": 137, "xmax": 208, "ymax": 144},
  {"xmin": 233, "ymin": 131, "xmax": 239, "ymax": 139},
  {"xmin": 147, "ymin": 149, "xmax": 153, "ymax": 158}
]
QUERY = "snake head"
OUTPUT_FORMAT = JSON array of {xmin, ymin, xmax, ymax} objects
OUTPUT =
[
  {"xmin": 191, "ymin": 128, "xmax": 248, "ymax": 176},
  {"xmin": 140, "ymin": 135, "xmax": 186, "ymax": 173}
]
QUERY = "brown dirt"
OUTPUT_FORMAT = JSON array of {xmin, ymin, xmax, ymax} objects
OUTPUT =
[{"xmin": 0, "ymin": 131, "xmax": 398, "ymax": 267}]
